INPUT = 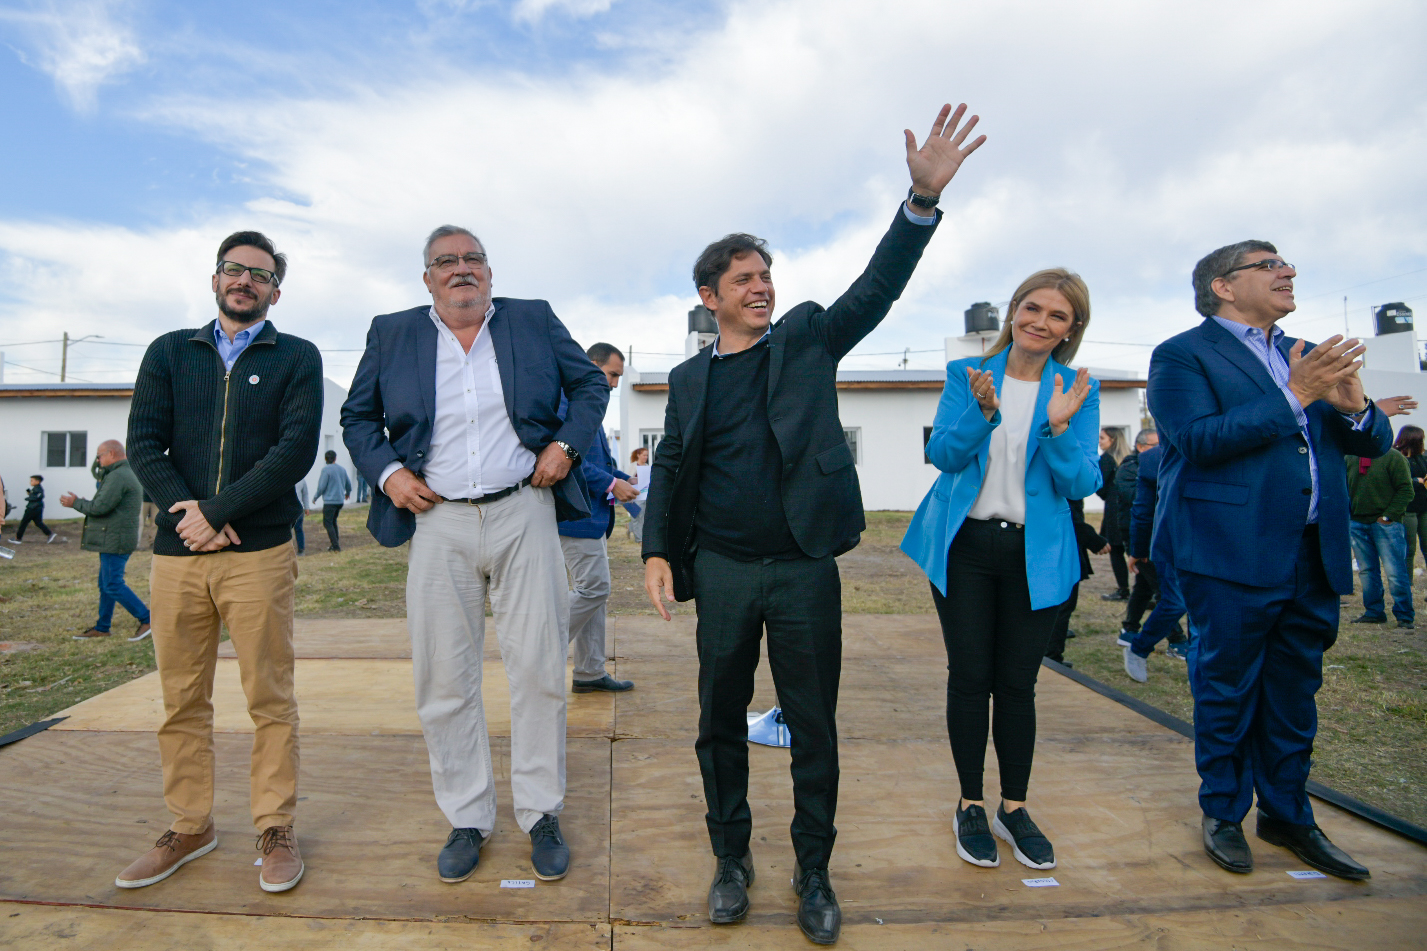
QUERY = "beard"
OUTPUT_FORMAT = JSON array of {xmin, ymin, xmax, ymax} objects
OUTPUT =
[{"xmin": 216, "ymin": 287, "xmax": 271, "ymax": 323}]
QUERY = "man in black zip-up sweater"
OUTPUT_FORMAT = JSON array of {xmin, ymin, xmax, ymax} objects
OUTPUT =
[{"xmin": 121, "ymin": 230, "xmax": 321, "ymax": 896}]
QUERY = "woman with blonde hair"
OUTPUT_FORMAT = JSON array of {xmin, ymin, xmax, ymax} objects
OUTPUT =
[{"xmin": 901, "ymin": 268, "xmax": 1100, "ymax": 871}]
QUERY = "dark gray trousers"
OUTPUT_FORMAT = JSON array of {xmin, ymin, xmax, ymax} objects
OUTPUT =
[{"xmin": 692, "ymin": 547, "xmax": 842, "ymax": 870}]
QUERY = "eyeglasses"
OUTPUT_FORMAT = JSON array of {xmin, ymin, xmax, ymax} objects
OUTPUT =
[
  {"xmin": 427, "ymin": 252, "xmax": 488, "ymax": 272},
  {"xmin": 1221, "ymin": 258, "xmax": 1294, "ymax": 278},
  {"xmin": 217, "ymin": 260, "xmax": 280, "ymax": 285}
]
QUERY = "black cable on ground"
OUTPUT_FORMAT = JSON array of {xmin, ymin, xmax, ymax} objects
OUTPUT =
[{"xmin": 0, "ymin": 716, "xmax": 67, "ymax": 749}]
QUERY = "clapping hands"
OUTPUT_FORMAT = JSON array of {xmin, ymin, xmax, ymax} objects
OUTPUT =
[{"xmin": 1046, "ymin": 367, "xmax": 1093, "ymax": 435}]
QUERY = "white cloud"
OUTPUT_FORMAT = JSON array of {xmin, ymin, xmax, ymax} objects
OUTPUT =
[
  {"xmin": 1, "ymin": 0, "xmax": 144, "ymax": 110},
  {"xmin": 0, "ymin": 0, "xmax": 1424, "ymax": 390},
  {"xmin": 511, "ymin": 0, "xmax": 616, "ymax": 23}
]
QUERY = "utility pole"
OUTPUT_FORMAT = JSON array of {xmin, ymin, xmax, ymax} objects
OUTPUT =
[{"xmin": 60, "ymin": 331, "xmax": 68, "ymax": 382}]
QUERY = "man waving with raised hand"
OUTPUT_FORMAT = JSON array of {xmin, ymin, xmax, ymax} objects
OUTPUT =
[{"xmin": 640, "ymin": 102, "xmax": 985, "ymax": 945}]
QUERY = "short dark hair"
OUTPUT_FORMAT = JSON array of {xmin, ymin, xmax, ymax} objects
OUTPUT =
[
  {"xmin": 30, "ymin": 474, "xmax": 43, "ymax": 482},
  {"xmin": 586, "ymin": 342, "xmax": 624, "ymax": 367},
  {"xmin": 693, "ymin": 234, "xmax": 772, "ymax": 295},
  {"xmin": 217, "ymin": 231, "xmax": 288, "ymax": 286},
  {"xmin": 1192, "ymin": 240, "xmax": 1277, "ymax": 317},
  {"xmin": 325, "ymin": 450, "xmax": 337, "ymax": 463}
]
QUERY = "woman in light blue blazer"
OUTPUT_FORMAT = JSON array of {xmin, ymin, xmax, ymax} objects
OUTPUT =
[{"xmin": 901, "ymin": 268, "xmax": 1101, "ymax": 872}]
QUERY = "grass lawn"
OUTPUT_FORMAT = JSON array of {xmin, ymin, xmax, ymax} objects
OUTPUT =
[{"xmin": 3, "ymin": 506, "xmax": 1424, "ymax": 829}]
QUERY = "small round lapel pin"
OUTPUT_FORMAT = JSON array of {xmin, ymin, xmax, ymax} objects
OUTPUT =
[{"xmin": 249, "ymin": 375, "xmax": 260, "ymax": 384}]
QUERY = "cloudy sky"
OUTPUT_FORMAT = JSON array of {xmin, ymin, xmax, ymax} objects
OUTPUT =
[{"xmin": 1, "ymin": 0, "xmax": 1424, "ymax": 409}]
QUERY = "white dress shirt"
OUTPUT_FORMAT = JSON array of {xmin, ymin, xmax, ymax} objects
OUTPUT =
[
  {"xmin": 967, "ymin": 376, "xmax": 1040, "ymax": 524},
  {"xmin": 379, "ymin": 305, "xmax": 536, "ymax": 499}
]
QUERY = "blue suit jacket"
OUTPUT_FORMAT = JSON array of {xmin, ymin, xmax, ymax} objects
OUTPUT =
[
  {"xmin": 1128, "ymin": 444, "xmax": 1162, "ymax": 560},
  {"xmin": 340, "ymin": 299, "xmax": 609, "ymax": 547},
  {"xmin": 900, "ymin": 349, "xmax": 1103, "ymax": 610},
  {"xmin": 557, "ymin": 395, "xmax": 629, "ymax": 539},
  {"xmin": 1146, "ymin": 317, "xmax": 1392, "ymax": 593}
]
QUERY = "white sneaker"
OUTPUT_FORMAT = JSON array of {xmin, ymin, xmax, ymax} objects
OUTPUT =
[
  {"xmin": 746, "ymin": 707, "xmax": 791, "ymax": 748},
  {"xmin": 1116, "ymin": 630, "xmax": 1133, "ymax": 648},
  {"xmin": 1123, "ymin": 647, "xmax": 1148, "ymax": 683}
]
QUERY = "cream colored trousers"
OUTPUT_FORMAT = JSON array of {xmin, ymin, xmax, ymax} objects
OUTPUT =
[{"xmin": 406, "ymin": 485, "xmax": 569, "ymax": 835}]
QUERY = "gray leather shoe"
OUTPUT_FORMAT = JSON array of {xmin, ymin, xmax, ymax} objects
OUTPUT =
[
  {"xmin": 572, "ymin": 674, "xmax": 634, "ymax": 693},
  {"xmin": 707, "ymin": 851, "xmax": 754, "ymax": 923},
  {"xmin": 529, "ymin": 814, "xmax": 570, "ymax": 881}
]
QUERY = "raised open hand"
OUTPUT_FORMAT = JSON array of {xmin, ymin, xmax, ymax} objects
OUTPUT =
[
  {"xmin": 905, "ymin": 103, "xmax": 986, "ymax": 198},
  {"xmin": 966, "ymin": 367, "xmax": 999, "ymax": 421},
  {"xmin": 1046, "ymin": 367, "xmax": 1092, "ymax": 435}
]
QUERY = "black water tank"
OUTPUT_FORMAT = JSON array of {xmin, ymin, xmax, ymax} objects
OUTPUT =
[
  {"xmin": 964, "ymin": 302, "xmax": 999, "ymax": 334},
  {"xmin": 688, "ymin": 304, "xmax": 718, "ymax": 334},
  {"xmin": 1374, "ymin": 302, "xmax": 1414, "ymax": 336}
]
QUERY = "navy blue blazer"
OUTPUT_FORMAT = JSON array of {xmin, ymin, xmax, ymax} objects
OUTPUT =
[
  {"xmin": 340, "ymin": 299, "xmax": 609, "ymax": 547},
  {"xmin": 557, "ymin": 395, "xmax": 628, "ymax": 539},
  {"xmin": 1146, "ymin": 317, "xmax": 1392, "ymax": 594},
  {"xmin": 1127, "ymin": 443, "xmax": 1162, "ymax": 560}
]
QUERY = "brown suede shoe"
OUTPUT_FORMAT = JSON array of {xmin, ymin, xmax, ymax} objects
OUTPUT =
[
  {"xmin": 258, "ymin": 825, "xmax": 304, "ymax": 892},
  {"xmin": 73, "ymin": 627, "xmax": 112, "ymax": 640},
  {"xmin": 115, "ymin": 824, "xmax": 217, "ymax": 888}
]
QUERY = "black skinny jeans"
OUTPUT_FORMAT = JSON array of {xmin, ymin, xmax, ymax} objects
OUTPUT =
[
  {"xmin": 1108, "ymin": 544, "xmax": 1129, "ymax": 591},
  {"xmin": 1122, "ymin": 559, "xmax": 1160, "ymax": 632},
  {"xmin": 930, "ymin": 518, "xmax": 1062, "ymax": 802}
]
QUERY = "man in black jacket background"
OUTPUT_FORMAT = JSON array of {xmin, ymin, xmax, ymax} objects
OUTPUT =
[
  {"xmin": 122, "ymin": 230, "xmax": 322, "ymax": 895},
  {"xmin": 641, "ymin": 102, "xmax": 985, "ymax": 945}
]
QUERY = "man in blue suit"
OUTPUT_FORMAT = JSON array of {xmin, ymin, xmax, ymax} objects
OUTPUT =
[
  {"xmin": 558, "ymin": 342, "xmax": 638, "ymax": 694},
  {"xmin": 1148, "ymin": 239, "xmax": 1390, "ymax": 881},
  {"xmin": 341, "ymin": 225, "xmax": 608, "ymax": 886}
]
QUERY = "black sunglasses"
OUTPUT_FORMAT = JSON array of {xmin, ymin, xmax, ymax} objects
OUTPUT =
[{"xmin": 217, "ymin": 260, "xmax": 280, "ymax": 285}]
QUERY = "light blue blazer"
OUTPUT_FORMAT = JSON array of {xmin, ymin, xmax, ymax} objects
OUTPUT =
[{"xmin": 900, "ymin": 349, "xmax": 1102, "ymax": 610}]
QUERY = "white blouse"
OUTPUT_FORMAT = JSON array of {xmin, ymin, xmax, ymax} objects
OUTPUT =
[{"xmin": 966, "ymin": 376, "xmax": 1040, "ymax": 524}]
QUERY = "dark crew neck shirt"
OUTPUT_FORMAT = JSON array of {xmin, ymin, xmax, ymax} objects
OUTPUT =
[{"xmin": 694, "ymin": 339, "xmax": 802, "ymax": 561}]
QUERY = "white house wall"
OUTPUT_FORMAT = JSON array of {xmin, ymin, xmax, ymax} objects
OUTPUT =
[
  {"xmin": 1, "ymin": 379, "xmax": 352, "ymax": 524},
  {"xmin": 1, "ymin": 397, "xmax": 134, "ymax": 523}
]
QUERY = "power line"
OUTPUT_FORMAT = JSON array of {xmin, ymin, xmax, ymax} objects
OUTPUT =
[{"xmin": 1, "ymin": 360, "xmax": 91, "ymax": 383}]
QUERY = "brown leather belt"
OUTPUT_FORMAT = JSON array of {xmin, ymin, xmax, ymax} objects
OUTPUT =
[{"xmin": 439, "ymin": 476, "xmax": 534, "ymax": 506}]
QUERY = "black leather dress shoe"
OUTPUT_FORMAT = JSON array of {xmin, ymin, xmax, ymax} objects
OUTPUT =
[
  {"xmin": 793, "ymin": 864, "xmax": 841, "ymax": 945},
  {"xmin": 438, "ymin": 828, "xmax": 486, "ymax": 883},
  {"xmin": 572, "ymin": 674, "xmax": 634, "ymax": 693},
  {"xmin": 707, "ymin": 851, "xmax": 754, "ymax": 923},
  {"xmin": 1203, "ymin": 816, "xmax": 1253, "ymax": 873},
  {"xmin": 1256, "ymin": 814, "xmax": 1371, "ymax": 880}
]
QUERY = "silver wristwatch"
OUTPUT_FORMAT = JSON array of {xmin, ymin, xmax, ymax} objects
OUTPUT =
[{"xmin": 555, "ymin": 440, "xmax": 581, "ymax": 464}]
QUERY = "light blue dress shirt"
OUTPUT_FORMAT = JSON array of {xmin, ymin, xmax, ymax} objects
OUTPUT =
[
  {"xmin": 214, "ymin": 319, "xmax": 265, "ymax": 371},
  {"xmin": 1210, "ymin": 316, "xmax": 1375, "ymax": 524}
]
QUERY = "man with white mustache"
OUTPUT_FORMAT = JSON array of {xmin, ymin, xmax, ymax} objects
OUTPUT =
[{"xmin": 342, "ymin": 226, "xmax": 608, "ymax": 885}]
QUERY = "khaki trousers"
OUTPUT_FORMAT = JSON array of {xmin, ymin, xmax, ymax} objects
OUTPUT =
[
  {"xmin": 149, "ymin": 545, "xmax": 299, "ymax": 834},
  {"xmin": 559, "ymin": 534, "xmax": 610, "ymax": 679},
  {"xmin": 407, "ymin": 485, "xmax": 568, "ymax": 835}
]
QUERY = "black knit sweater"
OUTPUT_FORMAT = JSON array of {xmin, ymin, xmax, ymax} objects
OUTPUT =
[{"xmin": 128, "ymin": 319, "xmax": 323, "ymax": 556}]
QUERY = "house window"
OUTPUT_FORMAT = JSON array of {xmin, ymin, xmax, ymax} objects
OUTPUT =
[
  {"xmin": 43, "ymin": 431, "xmax": 88, "ymax": 468},
  {"xmin": 923, "ymin": 426, "xmax": 934, "ymax": 465},
  {"xmin": 640, "ymin": 429, "xmax": 663, "ymax": 459},
  {"xmin": 842, "ymin": 427, "xmax": 861, "ymax": 464}
]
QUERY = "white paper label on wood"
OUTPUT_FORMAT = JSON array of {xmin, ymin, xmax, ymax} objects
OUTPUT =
[
  {"xmin": 1287, "ymin": 869, "xmax": 1328, "ymax": 880},
  {"xmin": 1022, "ymin": 877, "xmax": 1059, "ymax": 887},
  {"xmin": 501, "ymin": 879, "xmax": 536, "ymax": 888},
  {"xmin": 254, "ymin": 858, "xmax": 263, "ymax": 866}
]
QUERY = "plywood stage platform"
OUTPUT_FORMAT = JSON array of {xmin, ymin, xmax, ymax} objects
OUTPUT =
[{"xmin": 2, "ymin": 615, "xmax": 1425, "ymax": 949}]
